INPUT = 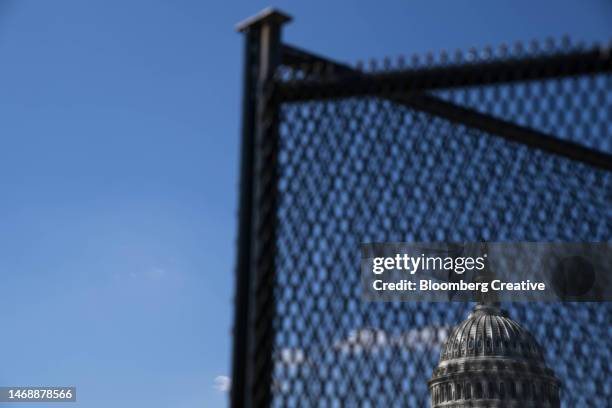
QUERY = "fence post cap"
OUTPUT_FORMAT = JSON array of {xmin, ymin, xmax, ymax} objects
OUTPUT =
[{"xmin": 235, "ymin": 7, "xmax": 292, "ymax": 32}]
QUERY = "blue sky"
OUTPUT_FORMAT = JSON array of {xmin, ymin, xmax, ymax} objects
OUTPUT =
[{"xmin": 0, "ymin": 1, "xmax": 610, "ymax": 407}]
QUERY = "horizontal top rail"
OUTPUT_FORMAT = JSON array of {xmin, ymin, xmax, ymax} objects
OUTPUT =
[
  {"xmin": 276, "ymin": 47, "xmax": 612, "ymax": 102},
  {"xmin": 276, "ymin": 43, "xmax": 612, "ymax": 172}
]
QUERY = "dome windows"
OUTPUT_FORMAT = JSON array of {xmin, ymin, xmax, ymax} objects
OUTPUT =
[{"xmin": 429, "ymin": 304, "xmax": 560, "ymax": 407}]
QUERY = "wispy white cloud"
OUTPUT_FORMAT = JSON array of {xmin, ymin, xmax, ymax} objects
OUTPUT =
[
  {"xmin": 333, "ymin": 327, "xmax": 388, "ymax": 354},
  {"xmin": 213, "ymin": 375, "xmax": 231, "ymax": 392},
  {"xmin": 395, "ymin": 325, "xmax": 450, "ymax": 350},
  {"xmin": 147, "ymin": 266, "xmax": 167, "ymax": 280},
  {"xmin": 333, "ymin": 326, "xmax": 450, "ymax": 355},
  {"xmin": 277, "ymin": 347, "xmax": 306, "ymax": 367},
  {"xmin": 122, "ymin": 266, "xmax": 168, "ymax": 280}
]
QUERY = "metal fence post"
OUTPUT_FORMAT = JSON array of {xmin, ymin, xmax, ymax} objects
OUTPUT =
[{"xmin": 232, "ymin": 8, "xmax": 291, "ymax": 408}]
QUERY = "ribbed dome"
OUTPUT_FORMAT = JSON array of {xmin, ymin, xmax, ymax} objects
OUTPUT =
[
  {"xmin": 429, "ymin": 303, "xmax": 560, "ymax": 407},
  {"xmin": 439, "ymin": 303, "xmax": 544, "ymax": 363}
]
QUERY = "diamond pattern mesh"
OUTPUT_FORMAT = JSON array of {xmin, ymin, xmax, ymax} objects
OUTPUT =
[
  {"xmin": 435, "ymin": 74, "xmax": 611, "ymax": 153},
  {"xmin": 258, "ymin": 44, "xmax": 611, "ymax": 407}
]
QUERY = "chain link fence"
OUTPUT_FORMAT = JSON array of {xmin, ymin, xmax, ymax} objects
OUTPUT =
[{"xmin": 232, "ymin": 11, "xmax": 611, "ymax": 407}]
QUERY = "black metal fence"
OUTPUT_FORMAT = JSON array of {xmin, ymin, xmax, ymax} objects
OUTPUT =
[{"xmin": 231, "ymin": 9, "xmax": 612, "ymax": 407}]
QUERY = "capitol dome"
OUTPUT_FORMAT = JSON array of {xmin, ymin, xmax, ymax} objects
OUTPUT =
[{"xmin": 429, "ymin": 303, "xmax": 560, "ymax": 407}]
